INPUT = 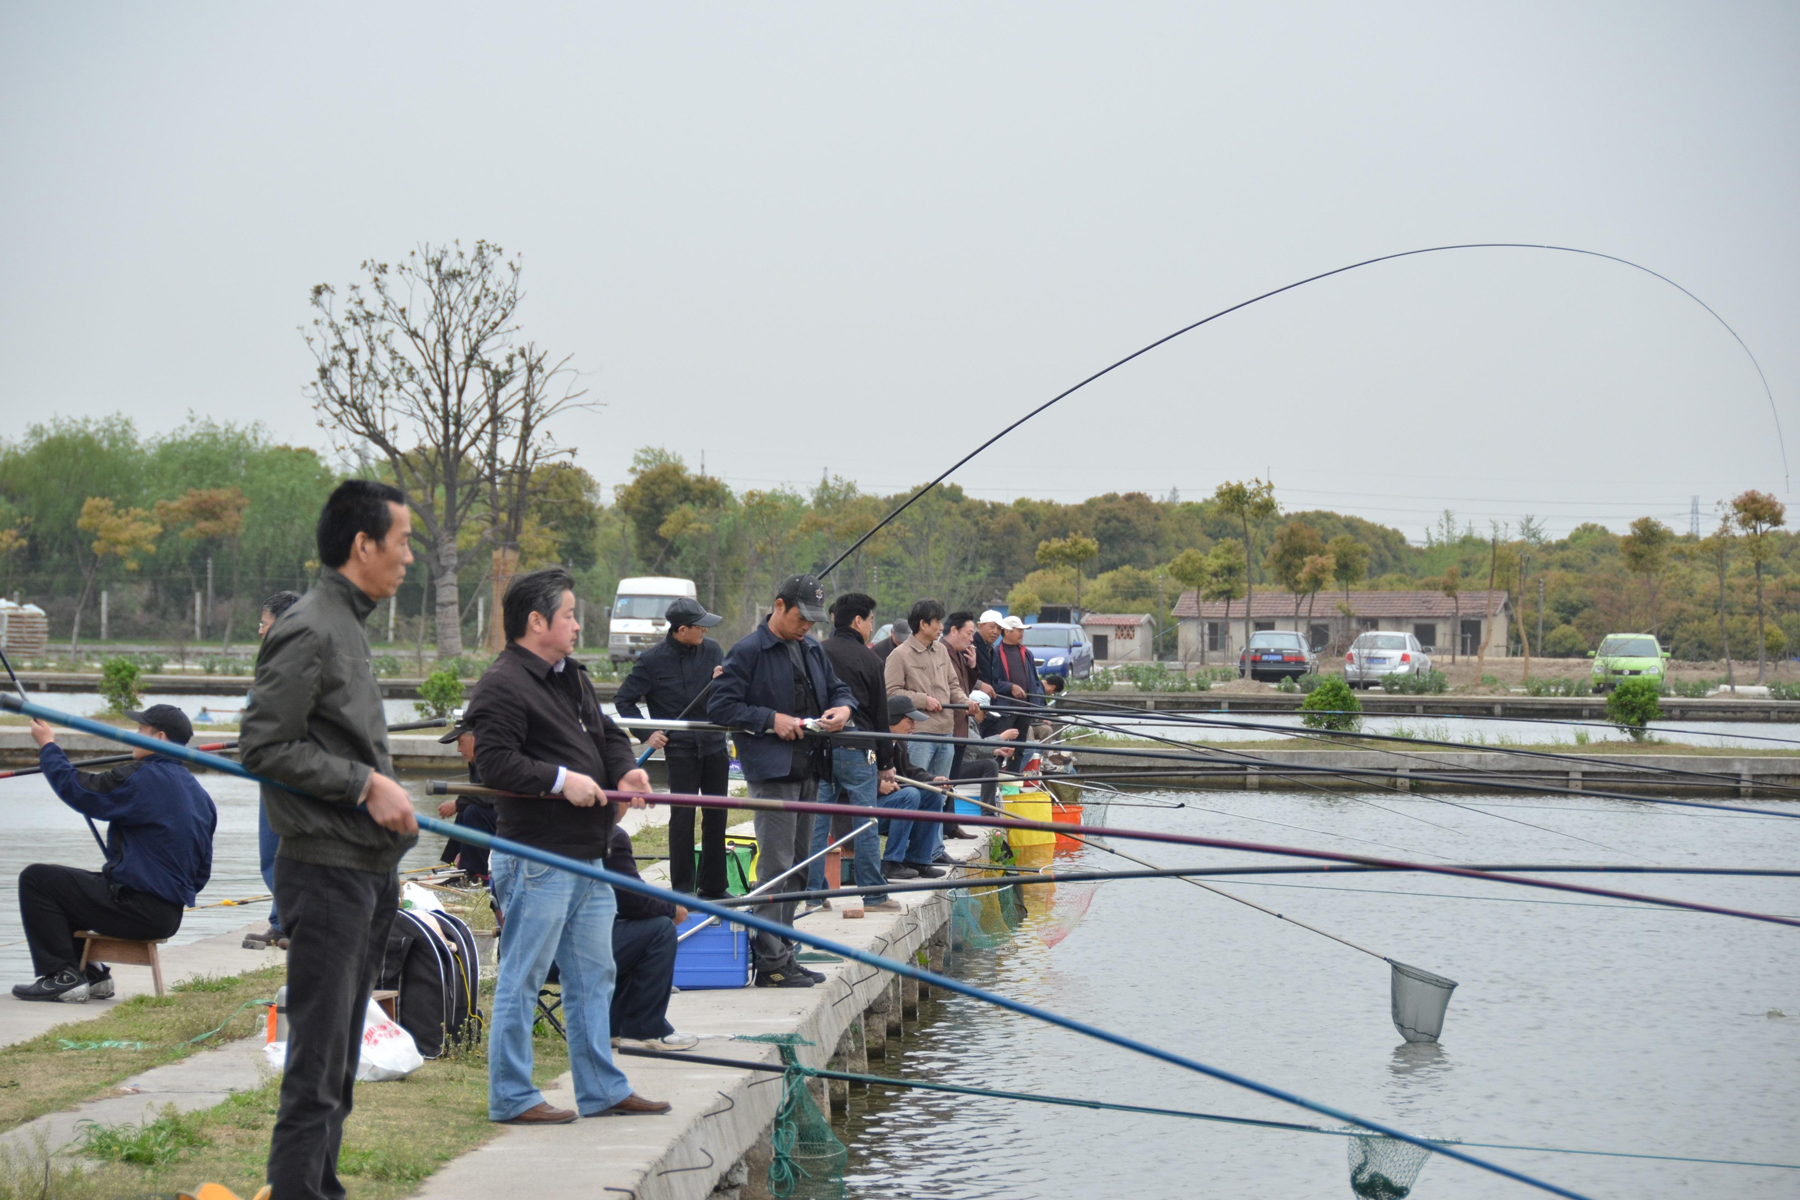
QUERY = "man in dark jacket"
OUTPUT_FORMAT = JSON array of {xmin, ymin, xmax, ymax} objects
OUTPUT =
[
  {"xmin": 468, "ymin": 566, "xmax": 666, "ymax": 1126},
  {"xmin": 807, "ymin": 593, "xmax": 901, "ymax": 914},
  {"xmin": 708, "ymin": 574, "xmax": 852, "ymax": 987},
  {"xmin": 433, "ymin": 715, "xmax": 495, "ymax": 880},
  {"xmin": 245, "ymin": 588, "xmax": 303, "ymax": 951},
  {"xmin": 604, "ymin": 810, "xmax": 698, "ymax": 1052},
  {"xmin": 990, "ymin": 615, "xmax": 1045, "ymax": 739},
  {"xmin": 15, "ymin": 705, "xmax": 216, "ymax": 1003},
  {"xmin": 869, "ymin": 618, "xmax": 909, "ymax": 660},
  {"xmin": 613, "ymin": 597, "xmax": 730, "ymax": 898},
  {"xmin": 240, "ymin": 480, "xmax": 420, "ymax": 1200}
]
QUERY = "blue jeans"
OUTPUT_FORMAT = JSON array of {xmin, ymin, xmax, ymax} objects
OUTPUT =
[
  {"xmin": 809, "ymin": 749, "xmax": 888, "ymax": 903},
  {"xmin": 488, "ymin": 850, "xmax": 633, "ymax": 1120},
  {"xmin": 880, "ymin": 786, "xmax": 945, "ymax": 865},
  {"xmin": 907, "ymin": 737, "xmax": 955, "ymax": 780},
  {"xmin": 257, "ymin": 802, "xmax": 282, "ymax": 934}
]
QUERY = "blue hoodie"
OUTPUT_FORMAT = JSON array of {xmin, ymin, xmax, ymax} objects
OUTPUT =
[{"xmin": 38, "ymin": 745, "xmax": 217, "ymax": 907}]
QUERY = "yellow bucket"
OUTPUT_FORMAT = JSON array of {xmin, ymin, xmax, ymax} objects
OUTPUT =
[{"xmin": 1004, "ymin": 791, "xmax": 1057, "ymax": 870}]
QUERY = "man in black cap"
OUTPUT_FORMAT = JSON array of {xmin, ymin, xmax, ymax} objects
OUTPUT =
[
  {"xmin": 709, "ymin": 574, "xmax": 853, "ymax": 987},
  {"xmin": 16, "ymin": 705, "xmax": 217, "ymax": 1002},
  {"xmin": 613, "ymin": 597, "xmax": 730, "ymax": 898},
  {"xmin": 433, "ymin": 713, "xmax": 496, "ymax": 881}
]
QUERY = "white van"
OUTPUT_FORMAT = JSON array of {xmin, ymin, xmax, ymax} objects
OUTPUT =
[{"xmin": 608, "ymin": 576, "xmax": 699, "ymax": 663}]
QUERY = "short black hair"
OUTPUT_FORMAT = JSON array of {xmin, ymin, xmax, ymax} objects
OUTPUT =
[
  {"xmin": 316, "ymin": 480, "xmax": 405, "ymax": 568},
  {"xmin": 1043, "ymin": 673, "xmax": 1066, "ymax": 693},
  {"xmin": 908, "ymin": 599, "xmax": 945, "ymax": 628},
  {"xmin": 503, "ymin": 567, "xmax": 575, "ymax": 641},
  {"xmin": 830, "ymin": 592, "xmax": 877, "ymax": 630},
  {"xmin": 945, "ymin": 610, "xmax": 976, "ymax": 633},
  {"xmin": 262, "ymin": 591, "xmax": 302, "ymax": 619}
]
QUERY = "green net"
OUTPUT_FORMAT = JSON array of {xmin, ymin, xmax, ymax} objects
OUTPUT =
[
  {"xmin": 949, "ymin": 881, "xmax": 1026, "ymax": 951},
  {"xmin": 1347, "ymin": 1133, "xmax": 1432, "ymax": 1198},
  {"xmin": 735, "ymin": 1034, "xmax": 848, "ymax": 1198}
]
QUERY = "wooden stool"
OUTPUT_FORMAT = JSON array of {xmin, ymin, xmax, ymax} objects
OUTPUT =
[
  {"xmin": 372, "ymin": 989, "xmax": 399, "ymax": 1020},
  {"xmin": 76, "ymin": 932, "xmax": 168, "ymax": 998}
]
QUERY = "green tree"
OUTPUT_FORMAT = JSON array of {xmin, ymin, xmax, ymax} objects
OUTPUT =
[
  {"xmin": 1731, "ymin": 490, "xmax": 1786, "ymax": 683},
  {"xmin": 1326, "ymin": 534, "xmax": 1369, "ymax": 651},
  {"xmin": 1035, "ymin": 533, "xmax": 1100, "ymax": 609},
  {"xmin": 99, "ymin": 657, "xmax": 141, "ymax": 714},
  {"xmin": 71, "ymin": 498, "xmax": 161, "ymax": 655},
  {"xmin": 1606, "ymin": 677, "xmax": 1662, "ymax": 741},
  {"xmin": 1301, "ymin": 675, "xmax": 1360, "ymax": 732},
  {"xmin": 1618, "ymin": 516, "xmax": 1674, "ymax": 633},
  {"xmin": 613, "ymin": 448, "xmax": 733, "ymax": 570},
  {"xmin": 1299, "ymin": 552, "xmax": 1334, "ymax": 640},
  {"xmin": 1201, "ymin": 538, "xmax": 1247, "ymax": 660},
  {"xmin": 1006, "ymin": 585, "xmax": 1043, "ymax": 618},
  {"xmin": 1213, "ymin": 479, "xmax": 1279, "ymax": 654},
  {"xmin": 1699, "ymin": 510, "xmax": 1735, "ymax": 687},
  {"xmin": 1266, "ymin": 520, "xmax": 1325, "ymax": 622},
  {"xmin": 153, "ymin": 487, "xmax": 249, "ymax": 647}
]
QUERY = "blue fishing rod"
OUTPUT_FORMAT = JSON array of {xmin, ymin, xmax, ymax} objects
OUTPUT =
[
  {"xmin": 819, "ymin": 242, "xmax": 1784, "ymax": 577},
  {"xmin": 0, "ymin": 693, "xmax": 1598, "ymax": 1199}
]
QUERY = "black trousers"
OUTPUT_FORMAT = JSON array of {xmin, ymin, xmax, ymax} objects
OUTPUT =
[
  {"xmin": 665, "ymin": 751, "xmax": 731, "ymax": 898},
  {"xmin": 267, "ymin": 857, "xmax": 399, "ymax": 1200},
  {"xmin": 17, "ymin": 864, "xmax": 182, "ymax": 977},
  {"xmin": 439, "ymin": 801, "xmax": 498, "ymax": 879},
  {"xmin": 952, "ymin": 756, "xmax": 1001, "ymax": 807},
  {"xmin": 609, "ymin": 915, "xmax": 677, "ymax": 1039}
]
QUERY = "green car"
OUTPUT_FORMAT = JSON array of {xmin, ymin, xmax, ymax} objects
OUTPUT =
[{"xmin": 1589, "ymin": 634, "xmax": 1669, "ymax": 690}]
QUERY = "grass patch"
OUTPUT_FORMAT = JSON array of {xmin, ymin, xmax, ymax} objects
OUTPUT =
[
  {"xmin": 74, "ymin": 1105, "xmax": 211, "ymax": 1166},
  {"xmin": 0, "ymin": 966, "xmax": 285, "ymax": 1134}
]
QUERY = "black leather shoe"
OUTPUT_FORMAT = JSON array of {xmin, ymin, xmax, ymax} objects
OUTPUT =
[
  {"xmin": 882, "ymin": 862, "xmax": 919, "ymax": 881},
  {"xmin": 905, "ymin": 862, "xmax": 947, "ymax": 879}
]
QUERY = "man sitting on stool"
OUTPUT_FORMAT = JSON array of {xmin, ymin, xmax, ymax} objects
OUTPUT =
[
  {"xmin": 16, "ymin": 705, "xmax": 217, "ymax": 1003},
  {"xmin": 878, "ymin": 695, "xmax": 948, "ymax": 882},
  {"xmin": 604, "ymin": 802, "xmax": 699, "ymax": 1052}
]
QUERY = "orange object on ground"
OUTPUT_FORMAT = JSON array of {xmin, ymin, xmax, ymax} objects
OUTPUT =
[{"xmin": 1052, "ymin": 802, "xmax": 1085, "ymax": 852}]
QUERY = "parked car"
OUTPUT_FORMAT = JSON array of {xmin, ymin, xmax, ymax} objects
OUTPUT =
[
  {"xmin": 1344, "ymin": 631, "xmax": 1432, "ymax": 688},
  {"xmin": 1022, "ymin": 622, "xmax": 1094, "ymax": 679},
  {"xmin": 1239, "ymin": 629, "xmax": 1317, "ymax": 681},
  {"xmin": 1589, "ymin": 633, "xmax": 1668, "ymax": 690}
]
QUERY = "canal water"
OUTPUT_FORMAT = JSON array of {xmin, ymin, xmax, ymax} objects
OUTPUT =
[{"xmin": 833, "ymin": 788, "xmax": 1800, "ymax": 1199}]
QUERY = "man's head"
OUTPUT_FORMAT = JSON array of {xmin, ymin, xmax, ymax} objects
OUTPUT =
[
  {"xmin": 316, "ymin": 480, "xmax": 411, "ymax": 600},
  {"xmin": 124, "ymin": 705, "xmax": 193, "ymax": 758},
  {"xmin": 438, "ymin": 712, "xmax": 476, "ymax": 763},
  {"xmin": 770, "ymin": 574, "xmax": 827, "ymax": 641},
  {"xmin": 888, "ymin": 693, "xmax": 918, "ymax": 735},
  {"xmin": 943, "ymin": 611, "xmax": 976, "ymax": 653},
  {"xmin": 884, "ymin": 618, "xmax": 911, "ymax": 645},
  {"xmin": 665, "ymin": 597, "xmax": 720, "ymax": 646},
  {"xmin": 1042, "ymin": 673, "xmax": 1066, "ymax": 695},
  {"xmin": 1000, "ymin": 615, "xmax": 1027, "ymax": 645},
  {"xmin": 908, "ymin": 599, "xmax": 945, "ymax": 645},
  {"xmin": 830, "ymin": 592, "xmax": 877, "ymax": 644},
  {"xmin": 504, "ymin": 566, "xmax": 579, "ymax": 662},
  {"xmin": 977, "ymin": 609, "xmax": 1004, "ymax": 644},
  {"xmin": 258, "ymin": 590, "xmax": 301, "ymax": 639}
]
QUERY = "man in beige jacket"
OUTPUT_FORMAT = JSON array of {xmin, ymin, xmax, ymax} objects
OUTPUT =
[{"xmin": 883, "ymin": 599, "xmax": 978, "ymax": 782}]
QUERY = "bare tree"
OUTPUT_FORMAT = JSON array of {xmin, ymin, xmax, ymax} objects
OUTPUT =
[{"xmin": 304, "ymin": 241, "xmax": 525, "ymax": 657}]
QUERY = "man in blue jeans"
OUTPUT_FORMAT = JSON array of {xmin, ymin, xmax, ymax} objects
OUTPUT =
[
  {"xmin": 808, "ymin": 593, "xmax": 902, "ymax": 915},
  {"xmin": 243, "ymin": 590, "xmax": 301, "ymax": 951},
  {"xmin": 468, "ymin": 567, "xmax": 666, "ymax": 1126},
  {"xmin": 878, "ymin": 696, "xmax": 948, "ymax": 881}
]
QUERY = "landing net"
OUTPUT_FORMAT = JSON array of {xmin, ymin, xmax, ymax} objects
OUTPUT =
[
  {"xmin": 1348, "ymin": 1132, "xmax": 1432, "ymax": 1198},
  {"xmin": 735, "ymin": 1033, "xmax": 848, "ymax": 1198}
]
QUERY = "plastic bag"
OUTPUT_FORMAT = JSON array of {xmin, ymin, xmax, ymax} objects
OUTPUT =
[{"xmin": 261, "ymin": 999, "xmax": 424, "ymax": 1082}]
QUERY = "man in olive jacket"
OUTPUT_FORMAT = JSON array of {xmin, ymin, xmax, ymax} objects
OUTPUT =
[{"xmin": 240, "ymin": 481, "xmax": 419, "ymax": 1200}]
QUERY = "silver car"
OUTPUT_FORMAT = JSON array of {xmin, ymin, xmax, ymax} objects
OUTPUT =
[{"xmin": 1344, "ymin": 631, "xmax": 1432, "ymax": 688}]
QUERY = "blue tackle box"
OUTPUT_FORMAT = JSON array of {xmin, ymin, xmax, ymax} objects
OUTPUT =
[{"xmin": 673, "ymin": 914, "xmax": 752, "ymax": 989}]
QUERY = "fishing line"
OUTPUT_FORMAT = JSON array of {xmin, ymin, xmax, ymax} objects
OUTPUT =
[
  {"xmin": 0, "ymin": 696, "xmax": 1597, "ymax": 1199},
  {"xmin": 819, "ymin": 241, "xmax": 1785, "ymax": 577},
  {"xmin": 0, "ymin": 645, "xmax": 108, "ymax": 856}
]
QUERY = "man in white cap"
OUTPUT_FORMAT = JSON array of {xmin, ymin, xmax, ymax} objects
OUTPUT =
[{"xmin": 990, "ymin": 616, "xmax": 1044, "ymax": 739}]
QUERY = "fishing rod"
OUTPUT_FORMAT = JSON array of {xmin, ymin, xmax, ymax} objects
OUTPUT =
[
  {"xmin": 632, "ymin": 679, "xmax": 718, "ymax": 768},
  {"xmin": 818, "ymin": 242, "xmax": 1784, "ymax": 578},
  {"xmin": 0, "ymin": 716, "xmax": 449, "ymax": 781},
  {"xmin": 0, "ymin": 697, "xmax": 1598, "ymax": 1199},
  {"xmin": 0, "ymin": 645, "xmax": 107, "ymax": 854},
  {"xmin": 1036, "ymin": 696, "xmax": 1800, "ymax": 797},
  {"xmin": 424, "ymin": 779, "xmax": 1800, "ymax": 929},
  {"xmin": 609, "ymin": 714, "xmax": 1800, "ymax": 819},
  {"xmin": 703, "ymin": 860, "xmax": 1800, "ymax": 908}
]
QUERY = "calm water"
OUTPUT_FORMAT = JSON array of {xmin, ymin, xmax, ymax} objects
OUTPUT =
[
  {"xmin": 836, "ymin": 788, "xmax": 1800, "ymax": 1199},
  {"xmin": 0, "ymin": 773, "xmax": 451, "ymax": 983},
  {"xmin": 1075, "ymin": 712, "xmax": 1800, "ymax": 750}
]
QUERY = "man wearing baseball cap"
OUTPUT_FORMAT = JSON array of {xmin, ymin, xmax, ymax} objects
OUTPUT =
[
  {"xmin": 433, "ymin": 714, "xmax": 497, "ymax": 881},
  {"xmin": 709, "ymin": 574, "xmax": 854, "ymax": 986},
  {"xmin": 17, "ymin": 705, "xmax": 217, "ymax": 1003},
  {"xmin": 614, "ymin": 596, "xmax": 731, "ymax": 898}
]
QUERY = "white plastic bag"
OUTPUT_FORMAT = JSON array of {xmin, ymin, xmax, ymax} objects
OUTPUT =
[
  {"xmin": 260, "ymin": 999, "xmax": 424, "ymax": 1082},
  {"xmin": 401, "ymin": 881, "xmax": 444, "ymax": 913}
]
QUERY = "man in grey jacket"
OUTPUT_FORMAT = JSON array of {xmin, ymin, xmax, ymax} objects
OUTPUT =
[{"xmin": 241, "ymin": 480, "xmax": 419, "ymax": 1200}]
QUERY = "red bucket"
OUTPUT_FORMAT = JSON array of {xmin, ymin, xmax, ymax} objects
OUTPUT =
[{"xmin": 1051, "ymin": 802, "xmax": 1084, "ymax": 852}]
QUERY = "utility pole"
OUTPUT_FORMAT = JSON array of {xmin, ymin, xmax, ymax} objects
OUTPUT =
[
  {"xmin": 205, "ymin": 555, "xmax": 214, "ymax": 637},
  {"xmin": 1690, "ymin": 495, "xmax": 1700, "ymax": 538},
  {"xmin": 100, "ymin": 590, "xmax": 108, "ymax": 642},
  {"xmin": 194, "ymin": 592, "xmax": 202, "ymax": 641},
  {"xmin": 1157, "ymin": 572, "xmax": 1166, "ymax": 661},
  {"xmin": 1537, "ymin": 575, "xmax": 1546, "ymax": 657},
  {"xmin": 387, "ymin": 595, "xmax": 397, "ymax": 644}
]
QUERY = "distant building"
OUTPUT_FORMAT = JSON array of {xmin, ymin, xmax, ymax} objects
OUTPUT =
[
  {"xmin": 0, "ymin": 601, "xmax": 48, "ymax": 655},
  {"xmin": 1080, "ymin": 613, "xmax": 1156, "ymax": 663},
  {"xmin": 1172, "ymin": 589, "xmax": 1513, "ymax": 664}
]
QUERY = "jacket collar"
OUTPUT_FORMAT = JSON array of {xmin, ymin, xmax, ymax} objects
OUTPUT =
[
  {"xmin": 902, "ymin": 634, "xmax": 937, "ymax": 656},
  {"xmin": 318, "ymin": 567, "xmax": 379, "ymax": 622},
  {"xmin": 501, "ymin": 639, "xmax": 584, "ymax": 682},
  {"xmin": 828, "ymin": 627, "xmax": 867, "ymax": 647}
]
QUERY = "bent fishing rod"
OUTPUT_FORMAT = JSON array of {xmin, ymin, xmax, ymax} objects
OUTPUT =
[
  {"xmin": 0, "ymin": 695, "xmax": 1601, "ymax": 1199},
  {"xmin": 819, "ymin": 241, "xmax": 1784, "ymax": 577},
  {"xmin": 425, "ymin": 778, "xmax": 1800, "ymax": 930}
]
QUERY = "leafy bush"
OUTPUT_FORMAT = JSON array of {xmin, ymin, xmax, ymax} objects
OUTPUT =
[
  {"xmin": 1606, "ymin": 677, "xmax": 1663, "ymax": 740},
  {"xmin": 416, "ymin": 668, "xmax": 465, "ymax": 720},
  {"xmin": 1663, "ymin": 677, "xmax": 1715, "ymax": 699},
  {"xmin": 200, "ymin": 654, "xmax": 248, "ymax": 676},
  {"xmin": 1073, "ymin": 662, "xmax": 1212, "ymax": 693},
  {"xmin": 1381, "ymin": 669, "xmax": 1448, "ymax": 695},
  {"xmin": 1275, "ymin": 676, "xmax": 1298, "ymax": 693},
  {"xmin": 1480, "ymin": 673, "xmax": 1498, "ymax": 686},
  {"xmin": 1523, "ymin": 675, "xmax": 1591, "ymax": 697},
  {"xmin": 371, "ymin": 655, "xmax": 402, "ymax": 678},
  {"xmin": 435, "ymin": 653, "xmax": 492, "ymax": 680},
  {"xmin": 99, "ymin": 657, "xmax": 141, "ymax": 714},
  {"xmin": 1300, "ymin": 675, "xmax": 1361, "ymax": 732},
  {"xmin": 1294, "ymin": 672, "xmax": 1323, "ymax": 693},
  {"xmin": 1767, "ymin": 681, "xmax": 1800, "ymax": 702},
  {"xmin": 1542, "ymin": 625, "xmax": 1590, "ymax": 658},
  {"xmin": 132, "ymin": 651, "xmax": 167, "ymax": 673}
]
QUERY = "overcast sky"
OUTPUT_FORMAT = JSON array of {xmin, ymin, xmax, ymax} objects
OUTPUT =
[{"xmin": 4, "ymin": 2, "xmax": 1795, "ymax": 542}]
